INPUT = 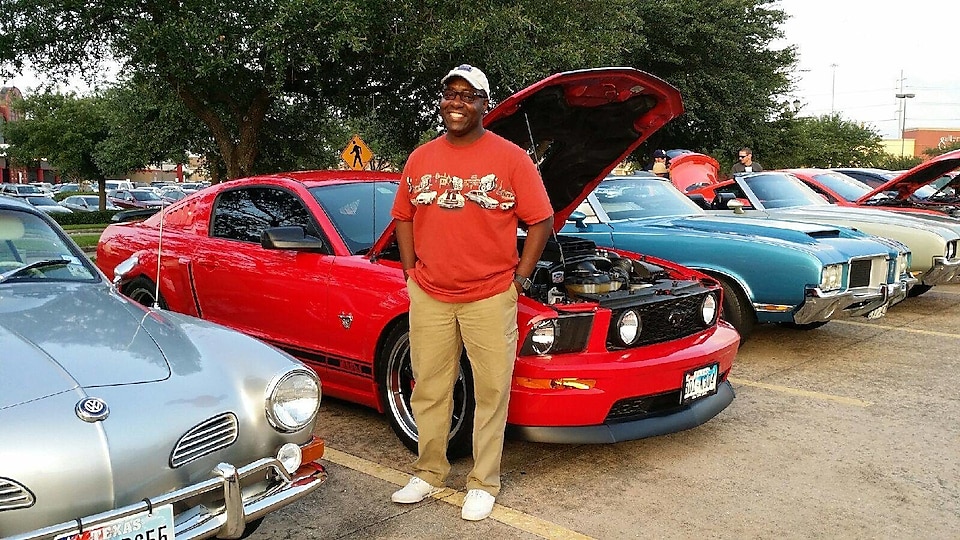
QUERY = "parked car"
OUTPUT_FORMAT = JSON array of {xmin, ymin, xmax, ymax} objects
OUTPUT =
[
  {"xmin": 97, "ymin": 67, "xmax": 740, "ymax": 456},
  {"xmin": 1, "ymin": 183, "xmax": 44, "ymax": 197},
  {"xmin": 0, "ymin": 196, "xmax": 326, "ymax": 539},
  {"xmin": 61, "ymin": 194, "xmax": 123, "ymax": 212},
  {"xmin": 159, "ymin": 186, "xmax": 191, "ymax": 203},
  {"xmin": 686, "ymin": 171, "xmax": 960, "ymax": 296},
  {"xmin": 22, "ymin": 195, "xmax": 72, "ymax": 215},
  {"xmin": 109, "ymin": 188, "xmax": 169, "ymax": 209},
  {"xmin": 563, "ymin": 175, "xmax": 915, "ymax": 339},
  {"xmin": 105, "ymin": 180, "xmax": 136, "ymax": 191},
  {"xmin": 52, "ymin": 183, "xmax": 81, "ymax": 195}
]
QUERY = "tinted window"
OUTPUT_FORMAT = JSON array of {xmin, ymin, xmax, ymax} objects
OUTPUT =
[
  {"xmin": 310, "ymin": 181, "xmax": 398, "ymax": 254},
  {"xmin": 212, "ymin": 187, "xmax": 314, "ymax": 243}
]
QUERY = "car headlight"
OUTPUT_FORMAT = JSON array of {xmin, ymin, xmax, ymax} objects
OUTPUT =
[
  {"xmin": 615, "ymin": 310, "xmax": 641, "ymax": 346},
  {"xmin": 701, "ymin": 293, "xmax": 718, "ymax": 325},
  {"xmin": 946, "ymin": 241, "xmax": 957, "ymax": 260},
  {"xmin": 266, "ymin": 369, "xmax": 321, "ymax": 432},
  {"xmin": 820, "ymin": 264, "xmax": 843, "ymax": 292},
  {"xmin": 895, "ymin": 253, "xmax": 909, "ymax": 278},
  {"xmin": 528, "ymin": 319, "xmax": 558, "ymax": 354}
]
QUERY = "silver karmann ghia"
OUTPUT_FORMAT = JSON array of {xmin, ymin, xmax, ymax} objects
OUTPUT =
[{"xmin": 0, "ymin": 195, "xmax": 326, "ymax": 539}]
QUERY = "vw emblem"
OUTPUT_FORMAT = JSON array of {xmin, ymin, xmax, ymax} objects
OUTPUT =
[
  {"xmin": 76, "ymin": 397, "xmax": 110, "ymax": 423},
  {"xmin": 668, "ymin": 311, "xmax": 684, "ymax": 326}
]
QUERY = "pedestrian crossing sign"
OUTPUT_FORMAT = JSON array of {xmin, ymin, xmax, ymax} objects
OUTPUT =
[{"xmin": 342, "ymin": 135, "xmax": 373, "ymax": 170}]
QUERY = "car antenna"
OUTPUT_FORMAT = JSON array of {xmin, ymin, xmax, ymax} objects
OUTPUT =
[
  {"xmin": 154, "ymin": 206, "xmax": 164, "ymax": 309},
  {"xmin": 523, "ymin": 110, "xmax": 562, "ymax": 265}
]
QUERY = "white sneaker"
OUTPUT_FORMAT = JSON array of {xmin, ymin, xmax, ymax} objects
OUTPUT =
[
  {"xmin": 391, "ymin": 476, "xmax": 442, "ymax": 504},
  {"xmin": 461, "ymin": 489, "xmax": 495, "ymax": 521}
]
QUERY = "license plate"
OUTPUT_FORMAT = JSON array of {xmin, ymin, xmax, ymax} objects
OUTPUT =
[
  {"xmin": 57, "ymin": 503, "xmax": 173, "ymax": 540},
  {"xmin": 682, "ymin": 363, "xmax": 719, "ymax": 404}
]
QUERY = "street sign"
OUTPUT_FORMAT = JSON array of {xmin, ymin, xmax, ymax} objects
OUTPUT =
[{"xmin": 342, "ymin": 135, "xmax": 373, "ymax": 170}]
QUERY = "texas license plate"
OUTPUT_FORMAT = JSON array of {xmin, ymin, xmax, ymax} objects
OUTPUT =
[
  {"xmin": 682, "ymin": 363, "xmax": 719, "ymax": 404},
  {"xmin": 57, "ymin": 503, "xmax": 173, "ymax": 540}
]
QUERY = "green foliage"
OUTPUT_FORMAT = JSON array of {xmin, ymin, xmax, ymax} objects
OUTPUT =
[
  {"xmin": 764, "ymin": 114, "xmax": 887, "ymax": 169},
  {"xmin": 873, "ymin": 155, "xmax": 923, "ymax": 171},
  {"xmin": 923, "ymin": 140, "xmax": 960, "ymax": 158},
  {"xmin": 49, "ymin": 210, "xmax": 120, "ymax": 226}
]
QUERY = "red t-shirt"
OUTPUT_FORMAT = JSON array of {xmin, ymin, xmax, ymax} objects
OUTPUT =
[{"xmin": 391, "ymin": 131, "xmax": 553, "ymax": 303}]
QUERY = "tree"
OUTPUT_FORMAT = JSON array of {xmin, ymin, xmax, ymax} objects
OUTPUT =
[{"xmin": 782, "ymin": 114, "xmax": 887, "ymax": 168}]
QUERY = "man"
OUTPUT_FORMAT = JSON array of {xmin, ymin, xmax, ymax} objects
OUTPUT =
[
  {"xmin": 731, "ymin": 147, "xmax": 763, "ymax": 175},
  {"xmin": 648, "ymin": 149, "xmax": 669, "ymax": 178},
  {"xmin": 390, "ymin": 64, "xmax": 554, "ymax": 521}
]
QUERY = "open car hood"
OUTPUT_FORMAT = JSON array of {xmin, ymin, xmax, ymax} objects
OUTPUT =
[
  {"xmin": 857, "ymin": 149, "xmax": 960, "ymax": 202},
  {"xmin": 667, "ymin": 152, "xmax": 722, "ymax": 193},
  {"xmin": 484, "ymin": 67, "xmax": 683, "ymax": 230}
]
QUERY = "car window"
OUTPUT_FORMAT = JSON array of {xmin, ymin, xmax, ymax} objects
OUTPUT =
[
  {"xmin": 310, "ymin": 181, "xmax": 398, "ymax": 254},
  {"xmin": 0, "ymin": 210, "xmax": 98, "ymax": 282},
  {"xmin": 593, "ymin": 179, "xmax": 703, "ymax": 220},
  {"xmin": 212, "ymin": 187, "xmax": 316, "ymax": 243},
  {"xmin": 742, "ymin": 173, "xmax": 829, "ymax": 208}
]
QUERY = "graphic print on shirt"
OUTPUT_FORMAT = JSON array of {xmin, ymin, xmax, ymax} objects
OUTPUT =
[{"xmin": 407, "ymin": 172, "xmax": 516, "ymax": 211}]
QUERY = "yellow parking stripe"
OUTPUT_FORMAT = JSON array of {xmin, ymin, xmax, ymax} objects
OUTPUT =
[
  {"xmin": 322, "ymin": 447, "xmax": 596, "ymax": 540},
  {"xmin": 834, "ymin": 319, "xmax": 960, "ymax": 339},
  {"xmin": 728, "ymin": 378, "xmax": 873, "ymax": 407}
]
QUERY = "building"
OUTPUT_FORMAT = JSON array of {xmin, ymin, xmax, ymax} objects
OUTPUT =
[{"xmin": 1, "ymin": 86, "xmax": 60, "ymax": 184}]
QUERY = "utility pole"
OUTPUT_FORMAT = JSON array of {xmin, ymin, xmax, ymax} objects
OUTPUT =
[{"xmin": 830, "ymin": 63, "xmax": 838, "ymax": 114}]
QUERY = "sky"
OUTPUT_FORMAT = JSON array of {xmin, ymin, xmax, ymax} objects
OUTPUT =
[
  {"xmin": 774, "ymin": 0, "xmax": 959, "ymax": 138},
  {"xmin": 4, "ymin": 1, "xmax": 957, "ymax": 140}
]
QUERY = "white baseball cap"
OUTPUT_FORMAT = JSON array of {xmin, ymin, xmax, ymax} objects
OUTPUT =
[{"xmin": 441, "ymin": 64, "xmax": 491, "ymax": 98}]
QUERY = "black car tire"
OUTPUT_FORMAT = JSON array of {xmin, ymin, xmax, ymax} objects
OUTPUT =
[
  {"xmin": 122, "ymin": 276, "xmax": 168, "ymax": 309},
  {"xmin": 376, "ymin": 323, "xmax": 474, "ymax": 458},
  {"xmin": 908, "ymin": 284, "xmax": 932, "ymax": 297},
  {"xmin": 713, "ymin": 275, "xmax": 756, "ymax": 343}
]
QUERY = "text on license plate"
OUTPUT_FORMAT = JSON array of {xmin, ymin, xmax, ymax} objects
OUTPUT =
[
  {"xmin": 682, "ymin": 363, "xmax": 719, "ymax": 404},
  {"xmin": 57, "ymin": 503, "xmax": 173, "ymax": 540}
]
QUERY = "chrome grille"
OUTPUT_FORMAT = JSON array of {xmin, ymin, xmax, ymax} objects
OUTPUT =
[
  {"xmin": 0, "ymin": 478, "xmax": 35, "ymax": 511},
  {"xmin": 170, "ymin": 413, "xmax": 239, "ymax": 468},
  {"xmin": 849, "ymin": 256, "xmax": 886, "ymax": 289}
]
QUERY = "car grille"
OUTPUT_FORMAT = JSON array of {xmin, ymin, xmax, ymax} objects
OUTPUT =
[
  {"xmin": 606, "ymin": 370, "xmax": 729, "ymax": 421},
  {"xmin": 849, "ymin": 256, "xmax": 885, "ymax": 289},
  {"xmin": 170, "ymin": 412, "xmax": 239, "ymax": 468},
  {"xmin": 0, "ymin": 478, "xmax": 35, "ymax": 511},
  {"xmin": 607, "ymin": 292, "xmax": 712, "ymax": 349}
]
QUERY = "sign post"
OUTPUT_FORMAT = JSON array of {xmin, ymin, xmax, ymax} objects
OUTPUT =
[{"xmin": 341, "ymin": 135, "xmax": 374, "ymax": 170}]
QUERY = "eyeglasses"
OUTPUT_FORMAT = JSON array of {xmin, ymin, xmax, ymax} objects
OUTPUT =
[
  {"xmin": 738, "ymin": 154, "xmax": 749, "ymax": 159},
  {"xmin": 441, "ymin": 89, "xmax": 488, "ymax": 103}
]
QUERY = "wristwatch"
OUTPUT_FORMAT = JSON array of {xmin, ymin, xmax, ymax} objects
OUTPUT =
[{"xmin": 514, "ymin": 273, "xmax": 533, "ymax": 291}]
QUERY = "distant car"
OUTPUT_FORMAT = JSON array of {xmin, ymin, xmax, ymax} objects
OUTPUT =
[
  {"xmin": 181, "ymin": 182, "xmax": 211, "ymax": 191},
  {"xmin": 686, "ymin": 171, "xmax": 960, "ymax": 296},
  {"xmin": 159, "ymin": 186, "xmax": 190, "ymax": 203},
  {"xmin": 53, "ymin": 183, "xmax": 81, "ymax": 195},
  {"xmin": 105, "ymin": 180, "xmax": 135, "ymax": 191},
  {"xmin": 22, "ymin": 195, "xmax": 72, "ymax": 215},
  {"xmin": 61, "ymin": 194, "xmax": 123, "ymax": 212},
  {"xmin": 0, "ymin": 195, "xmax": 327, "ymax": 539},
  {"xmin": 109, "ymin": 188, "xmax": 169, "ymax": 209},
  {"xmin": 97, "ymin": 68, "xmax": 741, "ymax": 456},
  {"xmin": 1, "ymin": 184, "xmax": 44, "ymax": 197},
  {"xmin": 28, "ymin": 182, "xmax": 54, "ymax": 195},
  {"xmin": 565, "ymin": 175, "xmax": 915, "ymax": 339}
]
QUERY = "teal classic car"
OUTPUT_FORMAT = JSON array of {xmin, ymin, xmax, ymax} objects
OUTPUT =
[{"xmin": 563, "ymin": 175, "xmax": 916, "ymax": 340}]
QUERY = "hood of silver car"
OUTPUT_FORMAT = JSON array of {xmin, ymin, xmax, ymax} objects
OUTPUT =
[
  {"xmin": 0, "ymin": 283, "xmax": 171, "ymax": 407},
  {"xmin": 484, "ymin": 67, "xmax": 684, "ymax": 230}
]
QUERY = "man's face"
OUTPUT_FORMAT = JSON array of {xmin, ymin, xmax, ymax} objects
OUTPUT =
[
  {"xmin": 739, "ymin": 152, "xmax": 751, "ymax": 163},
  {"xmin": 440, "ymin": 78, "xmax": 487, "ymax": 138}
]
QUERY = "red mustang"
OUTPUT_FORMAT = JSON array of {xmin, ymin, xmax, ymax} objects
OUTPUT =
[{"xmin": 97, "ymin": 68, "xmax": 739, "ymax": 456}]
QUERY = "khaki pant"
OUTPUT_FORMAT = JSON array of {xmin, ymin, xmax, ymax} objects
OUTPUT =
[{"xmin": 406, "ymin": 279, "xmax": 518, "ymax": 496}]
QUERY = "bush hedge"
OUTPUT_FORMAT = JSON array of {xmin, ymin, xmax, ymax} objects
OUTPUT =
[{"xmin": 50, "ymin": 210, "xmax": 121, "ymax": 226}]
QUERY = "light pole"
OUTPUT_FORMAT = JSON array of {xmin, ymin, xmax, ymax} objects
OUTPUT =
[
  {"xmin": 830, "ymin": 63, "xmax": 838, "ymax": 114},
  {"xmin": 895, "ymin": 92, "xmax": 916, "ymax": 157}
]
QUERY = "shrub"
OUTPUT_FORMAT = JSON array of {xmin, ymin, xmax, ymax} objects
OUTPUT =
[{"xmin": 50, "ymin": 210, "xmax": 120, "ymax": 226}]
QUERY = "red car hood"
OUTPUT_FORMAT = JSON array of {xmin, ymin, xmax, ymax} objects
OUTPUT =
[
  {"xmin": 667, "ymin": 152, "xmax": 722, "ymax": 193},
  {"xmin": 857, "ymin": 149, "xmax": 960, "ymax": 202},
  {"xmin": 483, "ymin": 67, "xmax": 683, "ymax": 230}
]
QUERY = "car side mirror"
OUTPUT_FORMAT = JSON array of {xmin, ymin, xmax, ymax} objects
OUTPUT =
[
  {"xmin": 261, "ymin": 226, "xmax": 326, "ymax": 251},
  {"xmin": 727, "ymin": 199, "xmax": 745, "ymax": 214},
  {"xmin": 567, "ymin": 210, "xmax": 587, "ymax": 228}
]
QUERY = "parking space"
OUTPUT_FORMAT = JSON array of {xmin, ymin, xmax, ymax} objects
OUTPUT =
[{"xmin": 250, "ymin": 285, "xmax": 960, "ymax": 539}]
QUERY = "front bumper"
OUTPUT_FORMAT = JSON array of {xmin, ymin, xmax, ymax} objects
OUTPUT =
[
  {"xmin": 11, "ymin": 439, "xmax": 327, "ymax": 540},
  {"xmin": 920, "ymin": 256, "xmax": 960, "ymax": 286},
  {"xmin": 792, "ymin": 279, "xmax": 915, "ymax": 325}
]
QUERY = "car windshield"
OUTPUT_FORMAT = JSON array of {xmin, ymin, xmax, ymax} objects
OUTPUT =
[
  {"xmin": 131, "ymin": 190, "xmax": 162, "ymax": 201},
  {"xmin": 810, "ymin": 172, "xmax": 877, "ymax": 201},
  {"xmin": 0, "ymin": 209, "xmax": 98, "ymax": 282},
  {"xmin": 25, "ymin": 196, "xmax": 59, "ymax": 206},
  {"xmin": 742, "ymin": 173, "xmax": 831, "ymax": 209},
  {"xmin": 592, "ymin": 177, "xmax": 703, "ymax": 220},
  {"xmin": 310, "ymin": 181, "xmax": 399, "ymax": 255}
]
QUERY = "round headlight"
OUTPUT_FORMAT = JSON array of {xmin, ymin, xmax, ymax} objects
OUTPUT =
[
  {"xmin": 530, "ymin": 319, "xmax": 558, "ymax": 354},
  {"xmin": 266, "ymin": 369, "xmax": 321, "ymax": 432},
  {"xmin": 276, "ymin": 442, "xmax": 302, "ymax": 474},
  {"xmin": 616, "ymin": 310, "xmax": 641, "ymax": 346},
  {"xmin": 701, "ymin": 293, "xmax": 718, "ymax": 325}
]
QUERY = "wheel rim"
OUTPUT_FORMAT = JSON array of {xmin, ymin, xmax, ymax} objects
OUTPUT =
[
  {"xmin": 127, "ymin": 285, "xmax": 157, "ymax": 307},
  {"xmin": 384, "ymin": 331, "xmax": 468, "ymax": 444}
]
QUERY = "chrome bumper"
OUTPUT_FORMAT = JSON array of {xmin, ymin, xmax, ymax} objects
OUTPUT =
[
  {"xmin": 920, "ymin": 256, "xmax": 960, "ymax": 286},
  {"xmin": 11, "ymin": 458, "xmax": 327, "ymax": 540},
  {"xmin": 793, "ymin": 279, "xmax": 915, "ymax": 325}
]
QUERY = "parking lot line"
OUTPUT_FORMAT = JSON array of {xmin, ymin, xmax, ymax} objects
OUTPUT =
[
  {"xmin": 835, "ymin": 319, "xmax": 960, "ymax": 339},
  {"xmin": 728, "ymin": 378, "xmax": 873, "ymax": 407},
  {"xmin": 322, "ymin": 447, "xmax": 596, "ymax": 540}
]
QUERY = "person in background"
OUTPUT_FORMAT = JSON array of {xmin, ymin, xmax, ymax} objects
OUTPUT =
[
  {"xmin": 731, "ymin": 147, "xmax": 763, "ymax": 175},
  {"xmin": 647, "ymin": 149, "xmax": 670, "ymax": 177},
  {"xmin": 389, "ymin": 64, "xmax": 554, "ymax": 522}
]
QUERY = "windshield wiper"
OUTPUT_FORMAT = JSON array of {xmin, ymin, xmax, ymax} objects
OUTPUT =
[{"xmin": 0, "ymin": 259, "xmax": 71, "ymax": 283}]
